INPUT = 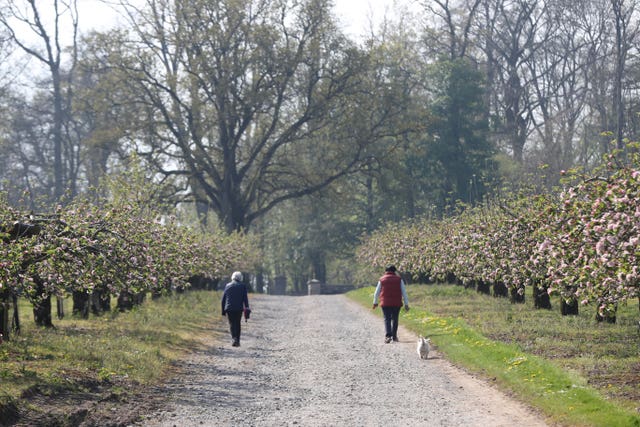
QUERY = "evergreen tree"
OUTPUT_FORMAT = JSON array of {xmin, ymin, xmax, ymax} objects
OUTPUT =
[{"xmin": 425, "ymin": 58, "xmax": 497, "ymax": 210}]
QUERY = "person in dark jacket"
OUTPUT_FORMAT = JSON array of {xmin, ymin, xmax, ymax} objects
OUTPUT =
[
  {"xmin": 221, "ymin": 271, "xmax": 250, "ymax": 347},
  {"xmin": 372, "ymin": 265, "xmax": 409, "ymax": 343}
]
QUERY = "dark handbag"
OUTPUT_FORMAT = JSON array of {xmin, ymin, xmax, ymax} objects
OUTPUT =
[{"xmin": 243, "ymin": 307, "xmax": 251, "ymax": 322}]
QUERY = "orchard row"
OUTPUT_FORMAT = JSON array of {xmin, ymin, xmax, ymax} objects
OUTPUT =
[
  {"xmin": 357, "ymin": 147, "xmax": 640, "ymax": 321},
  {"xmin": 0, "ymin": 183, "xmax": 257, "ymax": 335}
]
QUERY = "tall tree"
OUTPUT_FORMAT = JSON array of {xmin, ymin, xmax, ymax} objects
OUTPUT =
[
  {"xmin": 525, "ymin": 1, "xmax": 592, "ymax": 175},
  {"xmin": 610, "ymin": 0, "xmax": 640, "ymax": 149},
  {"xmin": 356, "ymin": 12, "xmax": 429, "ymax": 225},
  {"xmin": 71, "ymin": 31, "xmax": 140, "ymax": 192},
  {"xmin": 108, "ymin": 0, "xmax": 409, "ymax": 232},
  {"xmin": 421, "ymin": 0, "xmax": 483, "ymax": 59},
  {"xmin": 0, "ymin": 0, "xmax": 80, "ymax": 202},
  {"xmin": 427, "ymin": 58, "xmax": 495, "ymax": 208},
  {"xmin": 1, "ymin": 90, "xmax": 55, "ymax": 208},
  {"xmin": 489, "ymin": 0, "xmax": 548, "ymax": 163},
  {"xmin": 579, "ymin": 0, "xmax": 616, "ymax": 160}
]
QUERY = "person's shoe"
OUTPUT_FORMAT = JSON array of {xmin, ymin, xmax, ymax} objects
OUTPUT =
[
  {"xmin": 384, "ymin": 337, "xmax": 392, "ymax": 343},
  {"xmin": 392, "ymin": 336, "xmax": 399, "ymax": 342},
  {"xmin": 232, "ymin": 341, "xmax": 240, "ymax": 347}
]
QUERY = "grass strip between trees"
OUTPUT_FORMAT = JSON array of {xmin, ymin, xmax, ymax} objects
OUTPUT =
[
  {"xmin": 348, "ymin": 285, "xmax": 640, "ymax": 427},
  {"xmin": 0, "ymin": 290, "xmax": 224, "ymax": 421}
]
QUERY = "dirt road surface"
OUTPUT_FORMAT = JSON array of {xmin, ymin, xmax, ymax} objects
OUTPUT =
[{"xmin": 139, "ymin": 294, "xmax": 548, "ymax": 427}]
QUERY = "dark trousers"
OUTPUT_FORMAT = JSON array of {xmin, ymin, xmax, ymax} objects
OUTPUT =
[
  {"xmin": 226, "ymin": 310, "xmax": 243, "ymax": 343},
  {"xmin": 381, "ymin": 306, "xmax": 401, "ymax": 338}
]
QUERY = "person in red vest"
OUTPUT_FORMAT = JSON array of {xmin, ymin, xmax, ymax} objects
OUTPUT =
[{"xmin": 372, "ymin": 265, "xmax": 410, "ymax": 343}]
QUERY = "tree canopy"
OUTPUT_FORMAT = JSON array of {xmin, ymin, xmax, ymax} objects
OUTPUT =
[{"xmin": 97, "ymin": 0, "xmax": 411, "ymax": 232}]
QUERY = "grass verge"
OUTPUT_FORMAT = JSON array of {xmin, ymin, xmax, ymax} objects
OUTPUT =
[
  {"xmin": 348, "ymin": 284, "xmax": 640, "ymax": 427},
  {"xmin": 0, "ymin": 290, "xmax": 223, "ymax": 421}
]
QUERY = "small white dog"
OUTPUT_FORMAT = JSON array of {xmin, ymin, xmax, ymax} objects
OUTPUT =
[{"xmin": 417, "ymin": 336, "xmax": 431, "ymax": 360}]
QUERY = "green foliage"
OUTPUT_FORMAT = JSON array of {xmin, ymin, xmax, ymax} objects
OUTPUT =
[
  {"xmin": 258, "ymin": 186, "xmax": 368, "ymax": 287},
  {"xmin": 425, "ymin": 58, "xmax": 497, "ymax": 210},
  {"xmin": 101, "ymin": 0, "xmax": 416, "ymax": 233}
]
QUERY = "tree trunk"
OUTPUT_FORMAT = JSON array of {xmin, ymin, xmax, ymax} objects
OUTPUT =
[
  {"xmin": 0, "ymin": 298, "xmax": 9, "ymax": 341},
  {"xmin": 117, "ymin": 291, "xmax": 145, "ymax": 311},
  {"xmin": 93, "ymin": 286, "xmax": 111, "ymax": 313},
  {"xmin": 12, "ymin": 295, "xmax": 20, "ymax": 336},
  {"xmin": 312, "ymin": 257, "xmax": 326, "ymax": 284},
  {"xmin": 255, "ymin": 271, "xmax": 265, "ymax": 293},
  {"xmin": 595, "ymin": 303, "xmax": 617, "ymax": 324},
  {"xmin": 117, "ymin": 291, "xmax": 135, "ymax": 311},
  {"xmin": 90, "ymin": 287, "xmax": 110, "ymax": 315},
  {"xmin": 560, "ymin": 298, "xmax": 579, "ymax": 316},
  {"xmin": 33, "ymin": 296, "xmax": 53, "ymax": 327},
  {"xmin": 72, "ymin": 291, "xmax": 90, "ymax": 319},
  {"xmin": 493, "ymin": 281, "xmax": 508, "ymax": 298},
  {"xmin": 612, "ymin": 0, "xmax": 627, "ymax": 150},
  {"xmin": 30, "ymin": 277, "xmax": 53, "ymax": 327},
  {"xmin": 510, "ymin": 285, "xmax": 525, "ymax": 304},
  {"xmin": 533, "ymin": 285, "xmax": 552, "ymax": 309},
  {"xmin": 365, "ymin": 171, "xmax": 375, "ymax": 233},
  {"xmin": 595, "ymin": 312, "xmax": 617, "ymax": 323},
  {"xmin": 476, "ymin": 280, "xmax": 491, "ymax": 295},
  {"xmin": 56, "ymin": 296, "xmax": 64, "ymax": 320},
  {"xmin": 53, "ymin": 73, "xmax": 65, "ymax": 201}
]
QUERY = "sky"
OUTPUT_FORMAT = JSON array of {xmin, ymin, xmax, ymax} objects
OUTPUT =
[
  {"xmin": 76, "ymin": 0, "xmax": 406, "ymax": 40},
  {"xmin": 333, "ymin": 0, "xmax": 400, "ymax": 38}
]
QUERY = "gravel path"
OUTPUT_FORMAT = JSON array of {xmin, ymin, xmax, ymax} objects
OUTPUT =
[{"xmin": 140, "ymin": 294, "xmax": 548, "ymax": 426}]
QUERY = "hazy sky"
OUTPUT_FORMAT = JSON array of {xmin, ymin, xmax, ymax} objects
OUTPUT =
[
  {"xmin": 77, "ymin": 0, "xmax": 404, "ymax": 40},
  {"xmin": 333, "ymin": 0, "xmax": 399, "ymax": 38}
]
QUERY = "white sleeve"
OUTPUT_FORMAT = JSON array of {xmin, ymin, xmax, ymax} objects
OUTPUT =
[
  {"xmin": 373, "ymin": 281, "xmax": 382, "ymax": 304},
  {"xmin": 400, "ymin": 280, "xmax": 409, "ymax": 305}
]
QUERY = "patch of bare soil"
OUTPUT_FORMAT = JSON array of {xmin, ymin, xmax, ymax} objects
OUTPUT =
[{"xmin": 5, "ymin": 376, "xmax": 165, "ymax": 427}]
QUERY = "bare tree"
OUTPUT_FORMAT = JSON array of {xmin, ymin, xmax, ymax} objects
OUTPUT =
[
  {"xmin": 0, "ymin": 0, "xmax": 79, "ymax": 202},
  {"xmin": 481, "ymin": 0, "xmax": 548, "ymax": 163},
  {"xmin": 610, "ymin": 0, "xmax": 640, "ymax": 149},
  {"xmin": 524, "ymin": 1, "xmax": 594, "ymax": 173},
  {"xmin": 421, "ymin": 0, "xmax": 483, "ymax": 59}
]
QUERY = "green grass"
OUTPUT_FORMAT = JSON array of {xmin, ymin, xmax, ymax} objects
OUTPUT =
[
  {"xmin": 0, "ymin": 291, "xmax": 224, "ymax": 403},
  {"xmin": 349, "ymin": 284, "xmax": 640, "ymax": 427}
]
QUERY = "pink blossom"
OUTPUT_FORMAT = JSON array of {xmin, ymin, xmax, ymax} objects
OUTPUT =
[{"xmin": 538, "ymin": 240, "xmax": 551, "ymax": 251}]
